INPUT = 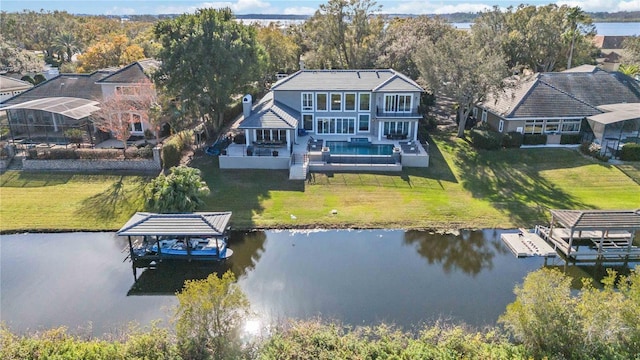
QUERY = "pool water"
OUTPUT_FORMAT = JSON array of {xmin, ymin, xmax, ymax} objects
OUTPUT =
[{"xmin": 326, "ymin": 141, "xmax": 394, "ymax": 155}]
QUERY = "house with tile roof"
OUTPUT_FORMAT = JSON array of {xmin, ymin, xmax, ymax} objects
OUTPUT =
[
  {"xmin": 476, "ymin": 68, "xmax": 640, "ymax": 148},
  {"xmin": 0, "ymin": 75, "xmax": 34, "ymax": 102},
  {"xmin": 220, "ymin": 69, "xmax": 429, "ymax": 178},
  {"xmin": 0, "ymin": 60, "xmax": 159, "ymax": 146}
]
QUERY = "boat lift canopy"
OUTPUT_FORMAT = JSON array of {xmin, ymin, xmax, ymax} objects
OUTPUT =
[
  {"xmin": 117, "ymin": 212, "xmax": 232, "ymax": 237},
  {"xmin": 550, "ymin": 209, "xmax": 640, "ymax": 231}
]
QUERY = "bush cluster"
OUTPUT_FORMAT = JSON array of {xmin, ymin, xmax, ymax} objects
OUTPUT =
[
  {"xmin": 502, "ymin": 131, "xmax": 523, "ymax": 148},
  {"xmin": 522, "ymin": 134, "xmax": 547, "ymax": 145},
  {"xmin": 560, "ymin": 133, "xmax": 581, "ymax": 144},
  {"xmin": 25, "ymin": 146, "xmax": 154, "ymax": 160},
  {"xmin": 161, "ymin": 130, "xmax": 194, "ymax": 168},
  {"xmin": 579, "ymin": 142, "xmax": 610, "ymax": 162},
  {"xmin": 620, "ymin": 143, "xmax": 640, "ymax": 161},
  {"xmin": 469, "ymin": 128, "xmax": 503, "ymax": 150}
]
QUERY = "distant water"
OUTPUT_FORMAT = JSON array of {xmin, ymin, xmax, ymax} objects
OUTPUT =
[{"xmin": 454, "ymin": 22, "xmax": 640, "ymax": 36}]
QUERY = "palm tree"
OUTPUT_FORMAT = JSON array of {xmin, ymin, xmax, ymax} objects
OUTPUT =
[
  {"xmin": 563, "ymin": 7, "xmax": 594, "ymax": 70},
  {"xmin": 618, "ymin": 64, "xmax": 640, "ymax": 78},
  {"xmin": 54, "ymin": 32, "xmax": 82, "ymax": 63}
]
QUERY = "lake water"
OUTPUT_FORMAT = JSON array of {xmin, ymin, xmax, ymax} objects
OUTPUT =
[
  {"xmin": 1, "ymin": 230, "xmax": 636, "ymax": 336},
  {"xmin": 454, "ymin": 22, "xmax": 640, "ymax": 36}
]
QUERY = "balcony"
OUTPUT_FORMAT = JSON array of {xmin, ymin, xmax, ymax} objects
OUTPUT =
[{"xmin": 376, "ymin": 107, "xmax": 421, "ymax": 118}]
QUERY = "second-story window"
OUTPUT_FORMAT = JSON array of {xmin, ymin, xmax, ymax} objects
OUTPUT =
[
  {"xmin": 115, "ymin": 86, "xmax": 139, "ymax": 96},
  {"xmin": 358, "ymin": 93, "xmax": 370, "ymax": 111},
  {"xmin": 302, "ymin": 92, "xmax": 314, "ymax": 111},
  {"xmin": 384, "ymin": 94, "xmax": 412, "ymax": 113},
  {"xmin": 344, "ymin": 93, "xmax": 356, "ymax": 111},
  {"xmin": 316, "ymin": 93, "xmax": 328, "ymax": 111},
  {"xmin": 331, "ymin": 93, "xmax": 342, "ymax": 111}
]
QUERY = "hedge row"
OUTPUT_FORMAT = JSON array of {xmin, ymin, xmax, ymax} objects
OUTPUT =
[
  {"xmin": 620, "ymin": 143, "xmax": 640, "ymax": 161},
  {"xmin": 162, "ymin": 130, "xmax": 194, "ymax": 168},
  {"xmin": 26, "ymin": 145, "xmax": 154, "ymax": 160}
]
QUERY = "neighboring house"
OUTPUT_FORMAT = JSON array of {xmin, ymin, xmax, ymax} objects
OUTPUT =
[
  {"xmin": 223, "ymin": 69, "xmax": 429, "ymax": 177},
  {"xmin": 476, "ymin": 68, "xmax": 640, "ymax": 147},
  {"xmin": 0, "ymin": 75, "xmax": 33, "ymax": 102},
  {"xmin": 592, "ymin": 35, "xmax": 629, "ymax": 72},
  {"xmin": 0, "ymin": 59, "xmax": 159, "ymax": 146}
]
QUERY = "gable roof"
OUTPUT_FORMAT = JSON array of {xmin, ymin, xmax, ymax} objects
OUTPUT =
[
  {"xmin": 593, "ymin": 35, "xmax": 628, "ymax": 49},
  {"xmin": 238, "ymin": 92, "xmax": 299, "ymax": 129},
  {"xmin": 271, "ymin": 69, "xmax": 423, "ymax": 92},
  {"xmin": 1, "ymin": 71, "xmax": 110, "ymax": 105},
  {"xmin": 96, "ymin": 59, "xmax": 159, "ymax": 84},
  {"xmin": 481, "ymin": 71, "xmax": 640, "ymax": 119},
  {"xmin": 117, "ymin": 212, "xmax": 232, "ymax": 236},
  {"xmin": 0, "ymin": 75, "xmax": 33, "ymax": 92}
]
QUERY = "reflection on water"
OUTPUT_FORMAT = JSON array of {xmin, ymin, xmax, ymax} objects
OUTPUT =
[{"xmin": 1, "ymin": 230, "xmax": 637, "ymax": 335}]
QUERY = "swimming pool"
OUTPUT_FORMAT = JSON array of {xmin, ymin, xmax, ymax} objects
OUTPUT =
[{"xmin": 326, "ymin": 141, "xmax": 394, "ymax": 155}]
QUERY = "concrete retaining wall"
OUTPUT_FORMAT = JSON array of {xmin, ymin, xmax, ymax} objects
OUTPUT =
[
  {"xmin": 22, "ymin": 147, "xmax": 161, "ymax": 172},
  {"xmin": 401, "ymin": 154, "xmax": 430, "ymax": 167},
  {"xmin": 219, "ymin": 155, "xmax": 290, "ymax": 169}
]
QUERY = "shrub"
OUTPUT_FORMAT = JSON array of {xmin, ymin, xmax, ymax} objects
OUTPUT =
[
  {"xmin": 0, "ymin": 142, "xmax": 11, "ymax": 159},
  {"xmin": 502, "ymin": 131, "xmax": 523, "ymax": 148},
  {"xmin": 522, "ymin": 134, "xmax": 547, "ymax": 145},
  {"xmin": 33, "ymin": 74, "xmax": 47, "ymax": 84},
  {"xmin": 64, "ymin": 128, "xmax": 85, "ymax": 146},
  {"xmin": 144, "ymin": 165, "xmax": 210, "ymax": 213},
  {"xmin": 162, "ymin": 141, "xmax": 181, "ymax": 168},
  {"xmin": 233, "ymin": 133, "xmax": 246, "ymax": 144},
  {"xmin": 76, "ymin": 148, "xmax": 122, "ymax": 160},
  {"xmin": 469, "ymin": 128, "xmax": 503, "ymax": 150},
  {"xmin": 560, "ymin": 134, "xmax": 581, "ymax": 145},
  {"xmin": 620, "ymin": 143, "xmax": 640, "ymax": 161},
  {"xmin": 46, "ymin": 148, "xmax": 79, "ymax": 159}
]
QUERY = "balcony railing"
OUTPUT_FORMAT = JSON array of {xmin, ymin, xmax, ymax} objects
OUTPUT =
[{"xmin": 376, "ymin": 107, "xmax": 421, "ymax": 118}]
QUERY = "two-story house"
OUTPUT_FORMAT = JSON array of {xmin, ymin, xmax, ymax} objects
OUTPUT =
[
  {"xmin": 224, "ymin": 69, "xmax": 429, "ymax": 178},
  {"xmin": 0, "ymin": 60, "xmax": 159, "ymax": 146}
]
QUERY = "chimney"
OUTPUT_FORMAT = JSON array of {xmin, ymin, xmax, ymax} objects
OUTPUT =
[{"xmin": 242, "ymin": 94, "xmax": 252, "ymax": 119}]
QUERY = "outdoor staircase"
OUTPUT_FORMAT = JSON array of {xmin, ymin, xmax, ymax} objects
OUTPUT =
[{"xmin": 289, "ymin": 153, "xmax": 309, "ymax": 180}]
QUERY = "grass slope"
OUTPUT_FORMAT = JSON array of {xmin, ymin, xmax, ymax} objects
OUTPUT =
[{"xmin": 1, "ymin": 134, "xmax": 638, "ymax": 232}]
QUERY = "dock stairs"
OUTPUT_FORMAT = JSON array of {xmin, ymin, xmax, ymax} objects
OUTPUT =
[{"xmin": 289, "ymin": 153, "xmax": 309, "ymax": 180}]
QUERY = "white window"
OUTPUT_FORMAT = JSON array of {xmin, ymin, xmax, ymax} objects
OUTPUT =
[
  {"xmin": 481, "ymin": 110, "xmax": 487, "ymax": 122},
  {"xmin": 383, "ymin": 121, "xmax": 409, "ymax": 135},
  {"xmin": 130, "ymin": 113, "xmax": 143, "ymax": 132},
  {"xmin": 498, "ymin": 119, "xmax": 504, "ymax": 133},
  {"xmin": 316, "ymin": 117, "xmax": 356, "ymax": 135},
  {"xmin": 302, "ymin": 92, "xmax": 314, "ymax": 111},
  {"xmin": 344, "ymin": 93, "xmax": 356, "ymax": 111},
  {"xmin": 358, "ymin": 93, "xmax": 370, "ymax": 112},
  {"xmin": 256, "ymin": 129, "xmax": 287, "ymax": 141},
  {"xmin": 545, "ymin": 120, "xmax": 560, "ymax": 133},
  {"xmin": 316, "ymin": 93, "xmax": 328, "ymax": 111},
  {"xmin": 115, "ymin": 86, "xmax": 139, "ymax": 96},
  {"xmin": 384, "ymin": 94, "xmax": 412, "ymax": 113},
  {"xmin": 302, "ymin": 114, "xmax": 314, "ymax": 131},
  {"xmin": 561, "ymin": 120, "xmax": 581, "ymax": 132},
  {"xmin": 358, "ymin": 114, "xmax": 370, "ymax": 132},
  {"xmin": 524, "ymin": 120, "xmax": 544, "ymax": 134},
  {"xmin": 330, "ymin": 93, "xmax": 342, "ymax": 111}
]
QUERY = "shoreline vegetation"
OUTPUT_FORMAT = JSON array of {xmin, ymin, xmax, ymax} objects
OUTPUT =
[{"xmin": 1, "ymin": 134, "xmax": 639, "ymax": 234}]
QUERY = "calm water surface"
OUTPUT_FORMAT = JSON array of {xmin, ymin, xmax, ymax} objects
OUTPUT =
[{"xmin": 1, "ymin": 230, "xmax": 634, "ymax": 336}]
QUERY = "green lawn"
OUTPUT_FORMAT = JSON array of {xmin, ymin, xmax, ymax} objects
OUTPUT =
[{"xmin": 1, "ymin": 134, "xmax": 639, "ymax": 232}]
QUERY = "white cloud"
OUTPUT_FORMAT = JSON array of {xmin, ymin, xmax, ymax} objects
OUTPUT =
[
  {"xmin": 283, "ymin": 6, "xmax": 317, "ymax": 15},
  {"xmin": 155, "ymin": 0, "xmax": 271, "ymax": 14},
  {"xmin": 105, "ymin": 6, "xmax": 137, "ymax": 15},
  {"xmin": 382, "ymin": 1, "xmax": 493, "ymax": 15},
  {"xmin": 556, "ymin": 0, "xmax": 640, "ymax": 12}
]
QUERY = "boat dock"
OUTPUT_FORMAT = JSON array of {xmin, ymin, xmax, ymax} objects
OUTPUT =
[
  {"xmin": 501, "ymin": 229, "xmax": 557, "ymax": 257},
  {"xmin": 535, "ymin": 209, "xmax": 640, "ymax": 263}
]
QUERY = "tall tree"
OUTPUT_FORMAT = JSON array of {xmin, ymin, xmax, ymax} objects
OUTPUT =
[
  {"xmin": 144, "ymin": 166, "xmax": 210, "ymax": 213},
  {"xmin": 563, "ymin": 6, "xmax": 595, "ymax": 69},
  {"xmin": 414, "ymin": 29, "xmax": 508, "ymax": 138},
  {"xmin": 0, "ymin": 35, "xmax": 44, "ymax": 74},
  {"xmin": 377, "ymin": 16, "xmax": 452, "ymax": 80},
  {"xmin": 256, "ymin": 23, "xmax": 300, "ymax": 83},
  {"xmin": 76, "ymin": 34, "xmax": 145, "ymax": 73},
  {"xmin": 54, "ymin": 32, "xmax": 82, "ymax": 63},
  {"xmin": 174, "ymin": 271, "xmax": 249, "ymax": 360},
  {"xmin": 154, "ymin": 8, "xmax": 265, "ymax": 133},
  {"xmin": 303, "ymin": 0, "xmax": 383, "ymax": 69},
  {"xmin": 622, "ymin": 36, "xmax": 640, "ymax": 66}
]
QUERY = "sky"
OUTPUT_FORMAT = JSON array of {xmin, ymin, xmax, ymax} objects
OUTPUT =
[{"xmin": 1, "ymin": 0, "xmax": 639, "ymax": 16}]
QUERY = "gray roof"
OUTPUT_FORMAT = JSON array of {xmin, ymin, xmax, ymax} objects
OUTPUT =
[
  {"xmin": 271, "ymin": 69, "xmax": 424, "ymax": 92},
  {"xmin": 588, "ymin": 103, "xmax": 640, "ymax": 125},
  {"xmin": 0, "ymin": 75, "xmax": 33, "ymax": 92},
  {"xmin": 238, "ymin": 92, "xmax": 299, "ymax": 129},
  {"xmin": 1, "ymin": 71, "xmax": 110, "ymax": 105},
  {"xmin": 117, "ymin": 212, "xmax": 233, "ymax": 236},
  {"xmin": 96, "ymin": 59, "xmax": 159, "ymax": 84},
  {"xmin": 550, "ymin": 209, "xmax": 640, "ymax": 231},
  {"xmin": 0, "ymin": 97, "xmax": 100, "ymax": 120},
  {"xmin": 482, "ymin": 71, "xmax": 640, "ymax": 118}
]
